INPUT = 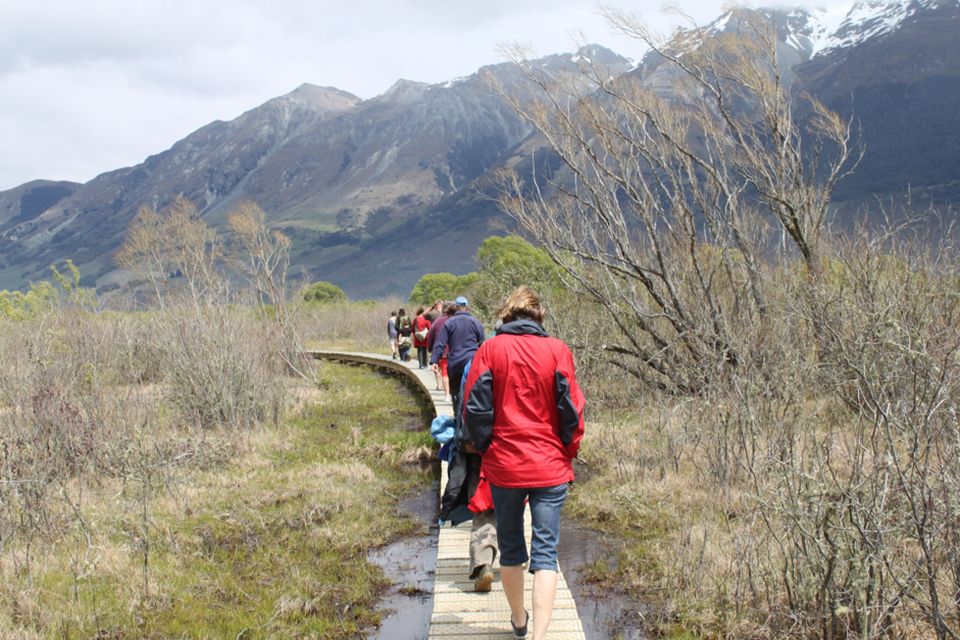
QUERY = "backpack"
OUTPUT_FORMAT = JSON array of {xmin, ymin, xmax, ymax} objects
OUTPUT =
[{"xmin": 455, "ymin": 358, "xmax": 477, "ymax": 450}]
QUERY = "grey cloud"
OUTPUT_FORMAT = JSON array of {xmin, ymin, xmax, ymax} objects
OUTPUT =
[{"xmin": 0, "ymin": 0, "xmax": 842, "ymax": 189}]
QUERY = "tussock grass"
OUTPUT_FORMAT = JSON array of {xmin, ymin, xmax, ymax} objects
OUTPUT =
[
  {"xmin": 0, "ymin": 359, "xmax": 435, "ymax": 639},
  {"xmin": 570, "ymin": 405, "xmax": 774, "ymax": 637},
  {"xmin": 572, "ymin": 386, "xmax": 957, "ymax": 638},
  {"xmin": 546, "ymin": 224, "xmax": 960, "ymax": 639}
]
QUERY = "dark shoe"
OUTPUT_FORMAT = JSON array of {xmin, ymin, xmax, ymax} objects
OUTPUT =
[
  {"xmin": 510, "ymin": 609, "xmax": 528, "ymax": 638},
  {"xmin": 474, "ymin": 564, "xmax": 494, "ymax": 592}
]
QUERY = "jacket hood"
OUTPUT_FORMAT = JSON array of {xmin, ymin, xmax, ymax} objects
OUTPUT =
[{"xmin": 498, "ymin": 318, "xmax": 548, "ymax": 337}]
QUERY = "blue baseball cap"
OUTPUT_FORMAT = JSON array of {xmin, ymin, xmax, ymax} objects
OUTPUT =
[{"xmin": 455, "ymin": 296, "xmax": 468, "ymax": 306}]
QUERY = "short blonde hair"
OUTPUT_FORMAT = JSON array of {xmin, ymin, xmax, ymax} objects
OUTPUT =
[{"xmin": 498, "ymin": 285, "xmax": 545, "ymax": 324}]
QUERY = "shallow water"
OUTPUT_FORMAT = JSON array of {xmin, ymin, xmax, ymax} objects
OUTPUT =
[
  {"xmin": 366, "ymin": 476, "xmax": 648, "ymax": 639},
  {"xmin": 559, "ymin": 523, "xmax": 649, "ymax": 639},
  {"xmin": 366, "ymin": 480, "xmax": 439, "ymax": 640}
]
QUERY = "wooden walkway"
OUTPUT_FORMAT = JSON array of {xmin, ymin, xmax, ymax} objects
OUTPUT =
[{"xmin": 308, "ymin": 350, "xmax": 586, "ymax": 639}]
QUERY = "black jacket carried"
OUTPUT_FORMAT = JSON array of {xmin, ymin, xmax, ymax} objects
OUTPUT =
[{"xmin": 439, "ymin": 447, "xmax": 482, "ymax": 524}]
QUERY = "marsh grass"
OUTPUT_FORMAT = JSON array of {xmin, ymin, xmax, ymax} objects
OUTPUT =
[
  {"xmin": 569, "ymin": 405, "xmax": 774, "ymax": 638},
  {"xmin": 299, "ymin": 299, "xmax": 402, "ymax": 355},
  {"xmin": 0, "ymin": 360, "xmax": 435, "ymax": 639},
  {"xmin": 572, "ymin": 366, "xmax": 959, "ymax": 638}
]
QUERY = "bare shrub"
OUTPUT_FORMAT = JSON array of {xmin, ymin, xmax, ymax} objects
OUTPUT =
[
  {"xmin": 115, "ymin": 197, "xmax": 223, "ymax": 309},
  {"xmin": 0, "ymin": 309, "xmax": 158, "ymax": 581},
  {"xmin": 799, "ymin": 230, "xmax": 960, "ymax": 639},
  {"xmin": 296, "ymin": 298, "xmax": 403, "ymax": 354},
  {"xmin": 0, "ymin": 295, "xmax": 285, "ymax": 592},
  {"xmin": 112, "ymin": 197, "xmax": 292, "ymax": 427},
  {"xmin": 153, "ymin": 303, "xmax": 285, "ymax": 431},
  {"xmin": 492, "ymin": 10, "xmax": 857, "ymax": 395},
  {"xmin": 565, "ymin": 222, "xmax": 960, "ymax": 639},
  {"xmin": 226, "ymin": 201, "xmax": 318, "ymax": 382}
]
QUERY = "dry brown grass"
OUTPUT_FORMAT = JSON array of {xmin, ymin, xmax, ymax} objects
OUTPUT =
[
  {"xmin": 0, "ymin": 301, "xmax": 291, "ymax": 631},
  {"xmin": 298, "ymin": 298, "xmax": 403, "ymax": 354},
  {"xmin": 0, "ymin": 318, "xmax": 432, "ymax": 638},
  {"xmin": 559, "ymin": 227, "xmax": 960, "ymax": 638}
]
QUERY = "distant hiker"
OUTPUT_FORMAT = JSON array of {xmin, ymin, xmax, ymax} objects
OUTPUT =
[
  {"xmin": 428, "ymin": 302, "xmax": 455, "ymax": 400},
  {"xmin": 424, "ymin": 304, "xmax": 441, "ymax": 388},
  {"xmin": 429, "ymin": 296, "xmax": 484, "ymax": 408},
  {"xmin": 463, "ymin": 286, "xmax": 585, "ymax": 639},
  {"xmin": 412, "ymin": 306, "xmax": 431, "ymax": 369},
  {"xmin": 396, "ymin": 308, "xmax": 413, "ymax": 362},
  {"xmin": 387, "ymin": 310, "xmax": 398, "ymax": 360}
]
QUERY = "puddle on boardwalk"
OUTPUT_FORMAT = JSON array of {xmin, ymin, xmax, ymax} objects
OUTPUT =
[{"xmin": 367, "ymin": 477, "xmax": 648, "ymax": 639}]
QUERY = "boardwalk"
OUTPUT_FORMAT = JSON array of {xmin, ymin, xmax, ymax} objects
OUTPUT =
[{"xmin": 309, "ymin": 350, "xmax": 586, "ymax": 639}]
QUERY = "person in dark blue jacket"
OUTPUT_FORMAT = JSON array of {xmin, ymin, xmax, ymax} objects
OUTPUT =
[{"xmin": 430, "ymin": 296, "xmax": 484, "ymax": 406}]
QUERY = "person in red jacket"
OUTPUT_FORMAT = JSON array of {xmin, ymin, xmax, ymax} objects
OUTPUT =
[
  {"xmin": 412, "ymin": 306, "xmax": 431, "ymax": 369},
  {"xmin": 462, "ymin": 285, "xmax": 585, "ymax": 640}
]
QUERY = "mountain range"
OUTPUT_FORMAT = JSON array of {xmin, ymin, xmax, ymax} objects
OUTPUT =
[{"xmin": 1, "ymin": 0, "xmax": 957, "ymax": 299}]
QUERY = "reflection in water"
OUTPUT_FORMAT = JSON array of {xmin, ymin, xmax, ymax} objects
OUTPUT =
[
  {"xmin": 366, "ymin": 479, "xmax": 438, "ymax": 640},
  {"xmin": 367, "ymin": 477, "xmax": 648, "ymax": 639},
  {"xmin": 560, "ymin": 523, "xmax": 649, "ymax": 639}
]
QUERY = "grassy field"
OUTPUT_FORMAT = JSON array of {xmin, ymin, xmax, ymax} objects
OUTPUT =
[
  {"xmin": 6, "ymin": 249, "xmax": 958, "ymax": 640},
  {"xmin": 0, "ymin": 360, "xmax": 435, "ymax": 639}
]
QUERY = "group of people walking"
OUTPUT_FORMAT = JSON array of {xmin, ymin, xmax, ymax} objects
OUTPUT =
[
  {"xmin": 388, "ymin": 298, "xmax": 464, "ymax": 400},
  {"xmin": 389, "ymin": 287, "xmax": 585, "ymax": 640}
]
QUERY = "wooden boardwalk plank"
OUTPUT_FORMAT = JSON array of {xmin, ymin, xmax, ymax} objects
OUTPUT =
[{"xmin": 308, "ymin": 350, "xmax": 585, "ymax": 639}]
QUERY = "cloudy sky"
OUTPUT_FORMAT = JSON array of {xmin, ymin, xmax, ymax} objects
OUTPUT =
[{"xmin": 0, "ymin": 0, "xmax": 814, "ymax": 191}]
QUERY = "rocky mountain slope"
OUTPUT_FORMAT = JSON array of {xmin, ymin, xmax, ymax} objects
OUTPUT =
[
  {"xmin": 0, "ymin": 46, "xmax": 629, "ymax": 297},
  {"xmin": 0, "ymin": 180, "xmax": 79, "ymax": 231},
  {"xmin": 793, "ymin": 0, "xmax": 960, "ymax": 203},
  {"xmin": 0, "ymin": 1, "xmax": 956, "ymax": 298}
]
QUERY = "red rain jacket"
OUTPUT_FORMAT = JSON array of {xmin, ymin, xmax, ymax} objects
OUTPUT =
[
  {"xmin": 462, "ymin": 319, "xmax": 585, "ymax": 488},
  {"xmin": 412, "ymin": 314, "xmax": 431, "ymax": 348}
]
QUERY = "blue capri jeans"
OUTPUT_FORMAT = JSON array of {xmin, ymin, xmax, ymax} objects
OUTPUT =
[{"xmin": 490, "ymin": 482, "xmax": 568, "ymax": 573}]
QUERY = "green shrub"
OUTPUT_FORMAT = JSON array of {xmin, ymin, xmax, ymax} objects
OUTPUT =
[
  {"xmin": 408, "ymin": 272, "xmax": 477, "ymax": 306},
  {"xmin": 301, "ymin": 281, "xmax": 348, "ymax": 305},
  {"xmin": 0, "ymin": 282, "xmax": 57, "ymax": 320}
]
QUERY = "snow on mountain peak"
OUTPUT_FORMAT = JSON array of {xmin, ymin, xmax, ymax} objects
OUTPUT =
[
  {"xmin": 791, "ymin": 0, "xmax": 948, "ymax": 58},
  {"xmin": 375, "ymin": 78, "xmax": 430, "ymax": 105},
  {"xmin": 817, "ymin": 0, "xmax": 908, "ymax": 53},
  {"xmin": 702, "ymin": 0, "xmax": 949, "ymax": 61},
  {"xmin": 788, "ymin": 4, "xmax": 851, "ymax": 55}
]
